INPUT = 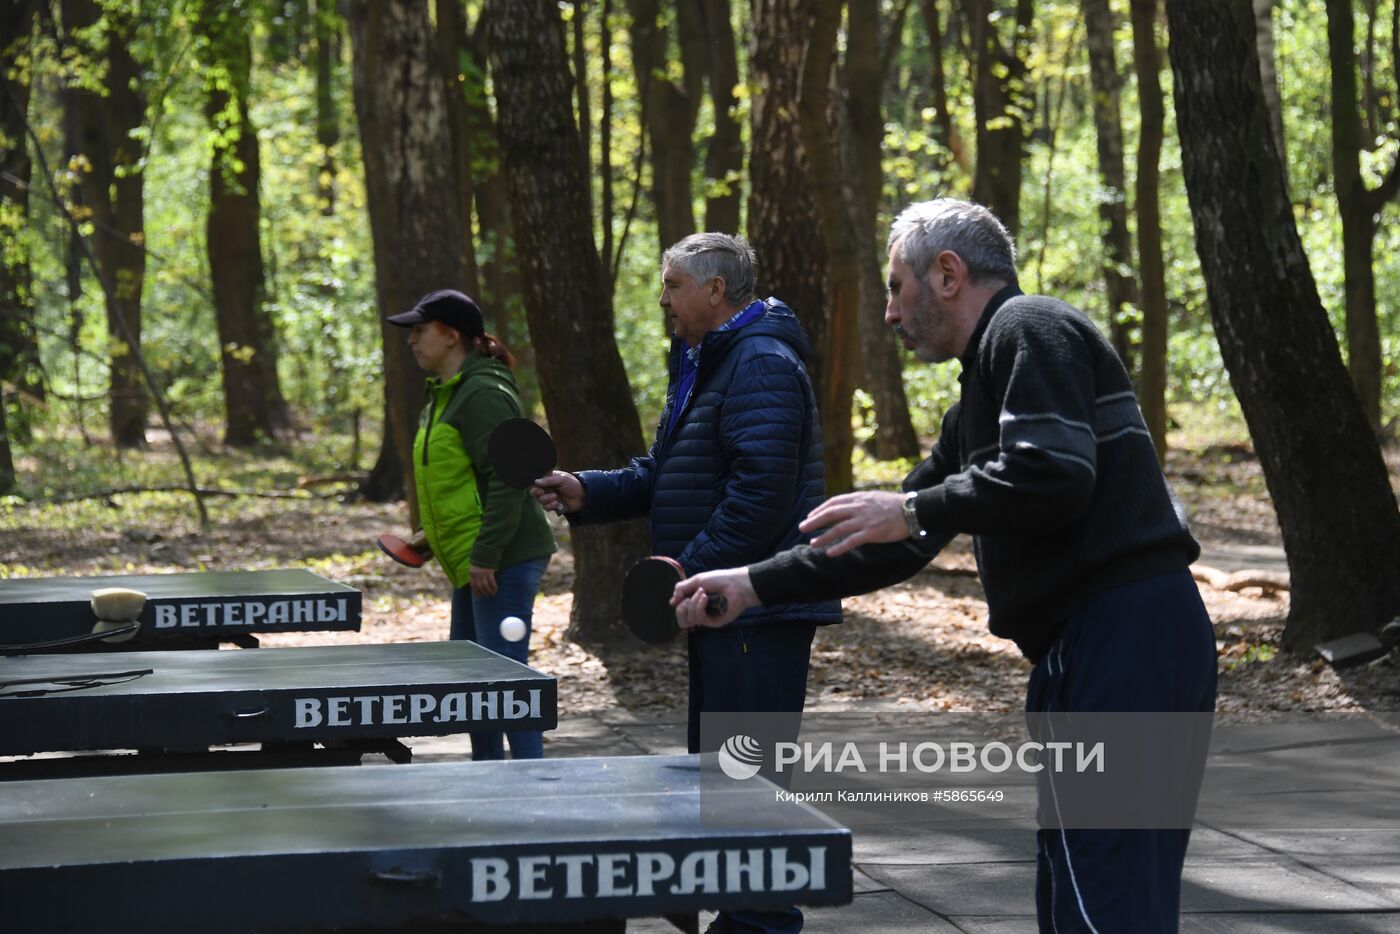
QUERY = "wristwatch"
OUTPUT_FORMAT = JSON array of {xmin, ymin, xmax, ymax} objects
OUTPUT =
[{"xmin": 901, "ymin": 491, "xmax": 927, "ymax": 540}]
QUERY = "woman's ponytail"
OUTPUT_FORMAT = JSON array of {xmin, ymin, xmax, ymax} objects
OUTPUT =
[{"xmin": 476, "ymin": 333, "xmax": 516, "ymax": 368}]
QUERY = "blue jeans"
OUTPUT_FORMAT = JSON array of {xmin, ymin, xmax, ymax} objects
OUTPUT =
[{"xmin": 449, "ymin": 556, "xmax": 549, "ymax": 761}]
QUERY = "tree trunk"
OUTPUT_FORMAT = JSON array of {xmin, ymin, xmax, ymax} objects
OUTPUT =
[
  {"xmin": 749, "ymin": 0, "xmax": 836, "ymax": 486},
  {"xmin": 1030, "ymin": 22, "xmax": 1076, "ymax": 291},
  {"xmin": 100, "ymin": 10, "xmax": 148, "ymax": 448},
  {"xmin": 65, "ymin": 0, "xmax": 149, "ymax": 448},
  {"xmin": 1252, "ymin": 0, "xmax": 1288, "ymax": 194},
  {"xmin": 920, "ymin": 0, "xmax": 971, "ymax": 175},
  {"xmin": 1130, "ymin": 0, "xmax": 1169, "ymax": 463},
  {"xmin": 699, "ymin": 0, "xmax": 743, "ymax": 233},
  {"xmin": 0, "ymin": 383, "xmax": 12, "ymax": 493},
  {"xmin": 573, "ymin": 0, "xmax": 591, "ymax": 210},
  {"xmin": 315, "ymin": 0, "xmax": 339, "ymax": 215},
  {"xmin": 457, "ymin": 13, "xmax": 535, "ymax": 412},
  {"xmin": 437, "ymin": 0, "xmax": 482, "ymax": 297},
  {"xmin": 627, "ymin": 0, "xmax": 701, "ymax": 253},
  {"xmin": 200, "ymin": 1, "xmax": 292, "ymax": 448},
  {"xmin": 1326, "ymin": 0, "xmax": 1398, "ymax": 436},
  {"xmin": 848, "ymin": 0, "xmax": 920, "ymax": 461},
  {"xmin": 486, "ymin": 0, "xmax": 651, "ymax": 647},
  {"xmin": 1164, "ymin": 0, "xmax": 1400, "ymax": 648},
  {"xmin": 61, "ymin": 70, "xmax": 88, "ymax": 443},
  {"xmin": 844, "ymin": 3, "xmax": 884, "ymax": 223},
  {"xmin": 1082, "ymin": 0, "xmax": 1139, "ymax": 376},
  {"xmin": 601, "ymin": 0, "xmax": 616, "ymax": 278},
  {"xmin": 796, "ymin": 0, "xmax": 858, "ymax": 494},
  {"xmin": 0, "ymin": 0, "xmax": 38, "ymax": 490},
  {"xmin": 347, "ymin": 0, "xmax": 470, "ymax": 518},
  {"xmin": 477, "ymin": 177, "xmax": 512, "ymax": 338},
  {"xmin": 1360, "ymin": 0, "xmax": 1392, "ymax": 145},
  {"xmin": 963, "ymin": 0, "xmax": 1034, "ymax": 239},
  {"xmin": 358, "ymin": 397, "xmax": 405, "ymax": 502},
  {"xmin": 453, "ymin": 15, "xmax": 504, "ymax": 317}
]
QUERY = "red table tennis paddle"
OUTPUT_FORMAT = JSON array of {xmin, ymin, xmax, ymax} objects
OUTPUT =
[
  {"xmin": 377, "ymin": 533, "xmax": 428, "ymax": 569},
  {"xmin": 489, "ymin": 418, "xmax": 558, "ymax": 490},
  {"xmin": 622, "ymin": 556, "xmax": 729, "ymax": 645}
]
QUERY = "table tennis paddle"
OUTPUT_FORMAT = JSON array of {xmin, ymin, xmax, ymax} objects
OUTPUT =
[
  {"xmin": 622, "ymin": 556, "xmax": 729, "ymax": 645},
  {"xmin": 488, "ymin": 418, "xmax": 558, "ymax": 490},
  {"xmin": 1, "ymin": 625, "xmax": 142, "ymax": 655},
  {"xmin": 377, "ymin": 533, "xmax": 428, "ymax": 569}
]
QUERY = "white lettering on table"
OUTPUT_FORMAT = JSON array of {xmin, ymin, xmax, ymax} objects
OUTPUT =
[
  {"xmin": 291, "ymin": 689, "xmax": 545, "ymax": 728},
  {"xmin": 150, "ymin": 598, "xmax": 351, "ymax": 629},
  {"xmin": 457, "ymin": 846, "xmax": 832, "ymax": 903}
]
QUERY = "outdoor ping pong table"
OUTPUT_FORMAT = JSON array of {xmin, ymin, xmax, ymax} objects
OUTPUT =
[
  {"xmin": 0, "ymin": 640, "xmax": 555, "ymax": 777},
  {"xmin": 0, "ymin": 568, "xmax": 362, "ymax": 650},
  {"xmin": 0, "ymin": 754, "xmax": 852, "ymax": 932}
]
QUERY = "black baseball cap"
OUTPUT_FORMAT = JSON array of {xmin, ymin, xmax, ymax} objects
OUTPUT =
[{"xmin": 387, "ymin": 289, "xmax": 485, "ymax": 338}]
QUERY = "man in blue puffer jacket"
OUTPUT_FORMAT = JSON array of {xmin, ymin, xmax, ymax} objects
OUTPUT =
[{"xmin": 532, "ymin": 233, "xmax": 840, "ymax": 934}]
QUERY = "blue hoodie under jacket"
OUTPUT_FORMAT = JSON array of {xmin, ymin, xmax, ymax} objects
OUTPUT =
[{"xmin": 571, "ymin": 298, "xmax": 842, "ymax": 628}]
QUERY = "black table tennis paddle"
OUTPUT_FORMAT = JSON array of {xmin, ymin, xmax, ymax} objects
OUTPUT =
[
  {"xmin": 489, "ymin": 418, "xmax": 558, "ymax": 490},
  {"xmin": 1, "ymin": 625, "xmax": 142, "ymax": 655},
  {"xmin": 622, "ymin": 556, "xmax": 729, "ymax": 645}
]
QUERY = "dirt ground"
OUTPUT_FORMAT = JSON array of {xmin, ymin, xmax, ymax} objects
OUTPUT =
[{"xmin": 4, "ymin": 441, "xmax": 1398, "ymax": 721}]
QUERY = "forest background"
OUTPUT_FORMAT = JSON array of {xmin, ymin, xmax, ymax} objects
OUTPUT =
[{"xmin": 1, "ymin": 0, "xmax": 1399, "ymax": 686}]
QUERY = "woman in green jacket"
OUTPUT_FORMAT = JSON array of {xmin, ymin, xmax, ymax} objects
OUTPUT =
[{"xmin": 388, "ymin": 290, "xmax": 556, "ymax": 760}]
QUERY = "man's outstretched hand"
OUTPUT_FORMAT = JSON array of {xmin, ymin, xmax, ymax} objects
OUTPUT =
[
  {"xmin": 799, "ymin": 491, "xmax": 910, "ymax": 557},
  {"xmin": 672, "ymin": 567, "xmax": 758, "ymax": 630}
]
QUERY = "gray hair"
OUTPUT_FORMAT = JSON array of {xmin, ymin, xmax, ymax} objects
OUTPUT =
[
  {"xmin": 887, "ymin": 199, "xmax": 1018, "ymax": 286},
  {"xmin": 662, "ymin": 233, "xmax": 758, "ymax": 306}
]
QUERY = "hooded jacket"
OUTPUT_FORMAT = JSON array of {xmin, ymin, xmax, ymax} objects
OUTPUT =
[
  {"xmin": 414, "ymin": 353, "xmax": 556, "ymax": 589},
  {"xmin": 571, "ymin": 299, "xmax": 842, "ymax": 628}
]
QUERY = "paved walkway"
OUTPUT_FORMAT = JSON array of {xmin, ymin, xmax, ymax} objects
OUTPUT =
[
  {"xmin": 1195, "ymin": 539, "xmax": 1290, "ymax": 577},
  {"xmin": 409, "ymin": 704, "xmax": 1400, "ymax": 933}
]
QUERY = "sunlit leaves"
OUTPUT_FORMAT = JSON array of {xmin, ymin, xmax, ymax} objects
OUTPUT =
[{"xmin": 8, "ymin": 0, "xmax": 1400, "ymax": 478}]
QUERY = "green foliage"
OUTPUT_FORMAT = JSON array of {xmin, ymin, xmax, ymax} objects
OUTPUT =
[
  {"xmin": 1277, "ymin": 0, "xmax": 1400, "ymax": 422},
  {"xmin": 20, "ymin": 0, "xmax": 378, "ymax": 462},
  {"xmin": 9, "ymin": 0, "xmax": 1400, "ymax": 507},
  {"xmin": 1223, "ymin": 642, "xmax": 1278, "ymax": 672},
  {"xmin": 252, "ymin": 49, "xmax": 379, "ymax": 431},
  {"xmin": 611, "ymin": 230, "xmax": 673, "ymax": 431}
]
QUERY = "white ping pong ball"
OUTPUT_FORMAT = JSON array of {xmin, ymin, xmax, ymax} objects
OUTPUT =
[{"xmin": 499, "ymin": 616, "xmax": 527, "ymax": 642}]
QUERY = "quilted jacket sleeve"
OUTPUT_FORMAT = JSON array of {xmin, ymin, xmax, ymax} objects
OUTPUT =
[{"xmin": 569, "ymin": 445, "xmax": 660, "ymax": 524}]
